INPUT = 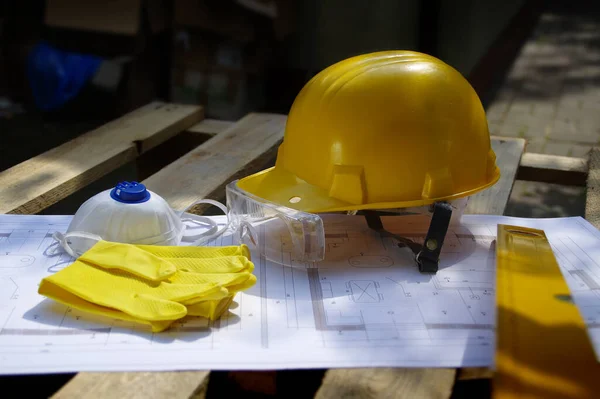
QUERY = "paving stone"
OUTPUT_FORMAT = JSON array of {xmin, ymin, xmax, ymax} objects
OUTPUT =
[
  {"xmin": 579, "ymin": 118, "xmax": 600, "ymax": 135},
  {"xmin": 555, "ymin": 105, "xmax": 585, "ymax": 122},
  {"xmin": 503, "ymin": 113, "xmax": 551, "ymax": 137},
  {"xmin": 487, "ymin": 121, "xmax": 503, "ymax": 136},
  {"xmin": 548, "ymin": 117, "xmax": 580, "ymax": 133},
  {"xmin": 529, "ymin": 53, "xmax": 571, "ymax": 68},
  {"xmin": 531, "ymin": 102, "xmax": 557, "ymax": 117},
  {"xmin": 558, "ymin": 96, "xmax": 584, "ymax": 110},
  {"xmin": 546, "ymin": 130, "xmax": 599, "ymax": 145},
  {"xmin": 544, "ymin": 141, "xmax": 572, "ymax": 156},
  {"xmin": 524, "ymin": 138, "xmax": 548, "ymax": 153},
  {"xmin": 500, "ymin": 119, "xmax": 549, "ymax": 139},
  {"xmin": 568, "ymin": 143, "xmax": 593, "ymax": 158},
  {"xmin": 485, "ymin": 101, "xmax": 510, "ymax": 123},
  {"xmin": 486, "ymin": 0, "xmax": 600, "ymax": 222},
  {"xmin": 498, "ymin": 120, "xmax": 530, "ymax": 138},
  {"xmin": 508, "ymin": 100, "xmax": 534, "ymax": 115}
]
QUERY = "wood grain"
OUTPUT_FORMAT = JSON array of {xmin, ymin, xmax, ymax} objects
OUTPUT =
[
  {"xmin": 585, "ymin": 148, "xmax": 600, "ymax": 229},
  {"xmin": 52, "ymin": 371, "xmax": 210, "ymax": 399},
  {"xmin": 143, "ymin": 112, "xmax": 287, "ymax": 211},
  {"xmin": 315, "ymin": 368, "xmax": 456, "ymax": 399},
  {"xmin": 517, "ymin": 152, "xmax": 588, "ymax": 186},
  {"xmin": 187, "ymin": 119, "xmax": 235, "ymax": 136},
  {"xmin": 0, "ymin": 102, "xmax": 203, "ymax": 215},
  {"xmin": 466, "ymin": 136, "xmax": 526, "ymax": 215},
  {"xmin": 457, "ymin": 367, "xmax": 493, "ymax": 380}
]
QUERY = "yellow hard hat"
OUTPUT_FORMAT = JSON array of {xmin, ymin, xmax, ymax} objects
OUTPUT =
[{"xmin": 237, "ymin": 50, "xmax": 500, "ymax": 213}]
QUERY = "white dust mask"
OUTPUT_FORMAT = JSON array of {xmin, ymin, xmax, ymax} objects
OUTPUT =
[{"xmin": 51, "ymin": 181, "xmax": 229, "ymax": 257}]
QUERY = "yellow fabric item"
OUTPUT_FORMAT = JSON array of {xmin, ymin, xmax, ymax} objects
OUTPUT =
[
  {"xmin": 187, "ymin": 296, "xmax": 235, "ymax": 319},
  {"xmin": 38, "ymin": 278, "xmax": 178, "ymax": 332},
  {"xmin": 38, "ymin": 242, "xmax": 256, "ymax": 332},
  {"xmin": 183, "ymin": 273, "xmax": 257, "ymax": 319},
  {"xmin": 236, "ymin": 50, "xmax": 500, "ymax": 213}
]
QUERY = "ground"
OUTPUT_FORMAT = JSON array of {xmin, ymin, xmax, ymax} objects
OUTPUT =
[{"xmin": 489, "ymin": 0, "xmax": 600, "ymax": 217}]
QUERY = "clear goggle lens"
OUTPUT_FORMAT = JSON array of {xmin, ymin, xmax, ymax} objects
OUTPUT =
[{"xmin": 225, "ymin": 181, "xmax": 325, "ymax": 263}]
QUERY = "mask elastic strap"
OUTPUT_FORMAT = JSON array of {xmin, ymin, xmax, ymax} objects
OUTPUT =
[
  {"xmin": 52, "ymin": 231, "xmax": 104, "ymax": 258},
  {"xmin": 179, "ymin": 199, "xmax": 231, "ymax": 245}
]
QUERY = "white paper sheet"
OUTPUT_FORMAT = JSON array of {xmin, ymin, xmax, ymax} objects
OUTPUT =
[{"xmin": 1, "ymin": 213, "xmax": 600, "ymax": 375}]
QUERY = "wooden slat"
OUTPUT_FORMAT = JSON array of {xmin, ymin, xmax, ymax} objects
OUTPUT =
[
  {"xmin": 585, "ymin": 148, "xmax": 600, "ymax": 229},
  {"xmin": 317, "ymin": 136, "xmax": 526, "ymax": 398},
  {"xmin": 466, "ymin": 137, "xmax": 526, "ymax": 215},
  {"xmin": 52, "ymin": 371, "xmax": 210, "ymax": 399},
  {"xmin": 187, "ymin": 119, "xmax": 235, "ymax": 136},
  {"xmin": 457, "ymin": 367, "xmax": 493, "ymax": 380},
  {"xmin": 0, "ymin": 102, "xmax": 203, "ymax": 215},
  {"xmin": 143, "ymin": 112, "xmax": 287, "ymax": 211},
  {"xmin": 517, "ymin": 152, "xmax": 588, "ymax": 186},
  {"xmin": 315, "ymin": 368, "xmax": 456, "ymax": 399}
]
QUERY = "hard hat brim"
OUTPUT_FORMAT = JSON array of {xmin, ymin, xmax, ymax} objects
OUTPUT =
[{"xmin": 236, "ymin": 165, "xmax": 501, "ymax": 214}]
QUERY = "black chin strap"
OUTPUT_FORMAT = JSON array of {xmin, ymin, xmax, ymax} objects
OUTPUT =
[{"xmin": 363, "ymin": 202, "xmax": 453, "ymax": 273}]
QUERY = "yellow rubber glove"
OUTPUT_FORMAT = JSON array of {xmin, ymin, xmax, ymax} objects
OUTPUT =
[
  {"xmin": 132, "ymin": 244, "xmax": 257, "ymax": 319},
  {"xmin": 81, "ymin": 241, "xmax": 256, "ymax": 307},
  {"xmin": 182, "ymin": 273, "xmax": 257, "ymax": 319},
  {"xmin": 39, "ymin": 241, "xmax": 256, "ymax": 331},
  {"xmin": 39, "ymin": 260, "xmax": 226, "ymax": 332},
  {"xmin": 38, "ymin": 278, "xmax": 179, "ymax": 332}
]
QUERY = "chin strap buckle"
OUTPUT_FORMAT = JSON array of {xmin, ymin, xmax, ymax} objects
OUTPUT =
[{"xmin": 364, "ymin": 202, "xmax": 453, "ymax": 274}]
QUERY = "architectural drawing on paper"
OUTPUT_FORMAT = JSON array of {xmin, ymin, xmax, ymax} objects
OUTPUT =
[
  {"xmin": 2, "ymin": 214, "xmax": 600, "ymax": 374},
  {"xmin": 262, "ymin": 217, "xmax": 498, "ymax": 348}
]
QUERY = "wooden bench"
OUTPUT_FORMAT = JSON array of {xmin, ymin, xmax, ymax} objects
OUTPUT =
[{"xmin": 1, "ymin": 102, "xmax": 598, "ymax": 398}]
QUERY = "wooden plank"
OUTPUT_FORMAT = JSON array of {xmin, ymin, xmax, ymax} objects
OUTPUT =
[
  {"xmin": 187, "ymin": 119, "xmax": 235, "ymax": 136},
  {"xmin": 457, "ymin": 367, "xmax": 493, "ymax": 380},
  {"xmin": 466, "ymin": 136, "xmax": 526, "ymax": 215},
  {"xmin": 0, "ymin": 102, "xmax": 203, "ymax": 215},
  {"xmin": 143, "ymin": 112, "xmax": 287, "ymax": 211},
  {"xmin": 585, "ymin": 148, "xmax": 600, "ymax": 229},
  {"xmin": 52, "ymin": 371, "xmax": 210, "ymax": 399},
  {"xmin": 317, "ymin": 136, "xmax": 526, "ymax": 398},
  {"xmin": 517, "ymin": 152, "xmax": 588, "ymax": 186},
  {"xmin": 315, "ymin": 368, "xmax": 456, "ymax": 399}
]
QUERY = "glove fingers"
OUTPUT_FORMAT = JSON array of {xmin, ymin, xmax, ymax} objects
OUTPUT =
[
  {"xmin": 178, "ymin": 274, "xmax": 256, "ymax": 306},
  {"xmin": 179, "ymin": 287, "xmax": 229, "ymax": 306},
  {"xmin": 226, "ymin": 274, "xmax": 257, "ymax": 293},
  {"xmin": 174, "ymin": 255, "xmax": 254, "ymax": 274},
  {"xmin": 138, "ymin": 244, "xmax": 251, "ymax": 260},
  {"xmin": 127, "ymin": 293, "xmax": 188, "ymax": 321},
  {"xmin": 157, "ymin": 281, "xmax": 225, "ymax": 303},
  {"xmin": 186, "ymin": 296, "xmax": 235, "ymax": 320},
  {"xmin": 42, "ymin": 262, "xmax": 204, "ymax": 322},
  {"xmin": 171, "ymin": 270, "xmax": 252, "ymax": 287},
  {"xmin": 79, "ymin": 240, "xmax": 176, "ymax": 281}
]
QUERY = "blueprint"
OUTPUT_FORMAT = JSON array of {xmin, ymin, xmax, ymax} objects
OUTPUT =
[{"xmin": 1, "ymin": 213, "xmax": 600, "ymax": 374}]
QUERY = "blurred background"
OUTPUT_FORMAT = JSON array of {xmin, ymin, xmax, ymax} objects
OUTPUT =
[{"xmin": 0, "ymin": 0, "xmax": 598, "ymax": 217}]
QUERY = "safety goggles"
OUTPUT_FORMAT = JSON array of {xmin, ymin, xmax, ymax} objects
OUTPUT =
[
  {"xmin": 226, "ymin": 180, "xmax": 469, "ymax": 271},
  {"xmin": 225, "ymin": 180, "xmax": 326, "ymax": 263}
]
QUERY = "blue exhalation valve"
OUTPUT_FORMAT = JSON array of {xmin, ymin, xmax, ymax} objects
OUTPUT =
[{"xmin": 110, "ymin": 181, "xmax": 151, "ymax": 203}]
